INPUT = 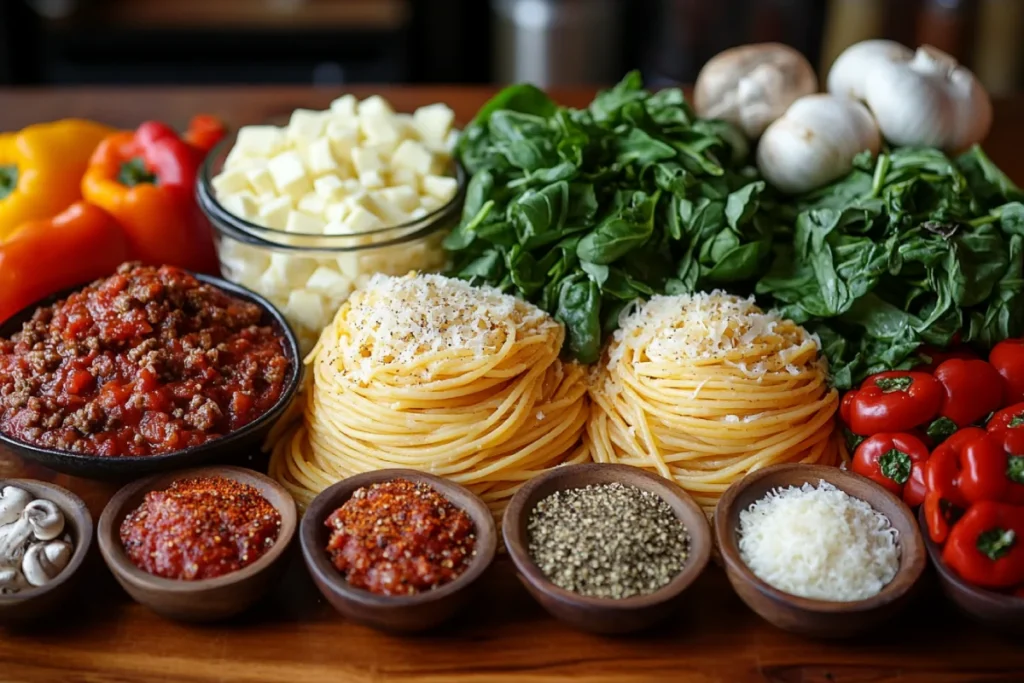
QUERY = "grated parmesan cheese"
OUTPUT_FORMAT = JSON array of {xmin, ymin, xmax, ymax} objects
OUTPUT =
[{"xmin": 737, "ymin": 481, "xmax": 899, "ymax": 602}]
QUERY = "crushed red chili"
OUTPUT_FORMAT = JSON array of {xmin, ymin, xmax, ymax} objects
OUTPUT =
[
  {"xmin": 0, "ymin": 262, "xmax": 291, "ymax": 456},
  {"xmin": 120, "ymin": 475, "xmax": 281, "ymax": 580},
  {"xmin": 325, "ymin": 479, "xmax": 476, "ymax": 596}
]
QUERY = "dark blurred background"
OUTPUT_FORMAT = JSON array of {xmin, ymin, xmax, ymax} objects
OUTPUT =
[{"xmin": 0, "ymin": 0, "xmax": 1021, "ymax": 94}]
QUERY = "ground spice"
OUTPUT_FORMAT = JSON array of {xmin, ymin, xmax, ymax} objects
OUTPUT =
[
  {"xmin": 325, "ymin": 479, "xmax": 476, "ymax": 596},
  {"xmin": 120, "ymin": 476, "xmax": 281, "ymax": 580},
  {"xmin": 527, "ymin": 482, "xmax": 689, "ymax": 599}
]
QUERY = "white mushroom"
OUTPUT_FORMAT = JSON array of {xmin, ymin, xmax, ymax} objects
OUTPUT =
[
  {"xmin": 0, "ymin": 498, "xmax": 64, "ymax": 562},
  {"xmin": 827, "ymin": 39, "xmax": 914, "ymax": 102},
  {"xmin": 756, "ymin": 94, "xmax": 882, "ymax": 194},
  {"xmin": 0, "ymin": 566, "xmax": 27, "ymax": 595},
  {"xmin": 0, "ymin": 486, "xmax": 33, "ymax": 526},
  {"xmin": 22, "ymin": 541, "xmax": 73, "ymax": 588},
  {"xmin": 694, "ymin": 43, "xmax": 818, "ymax": 140}
]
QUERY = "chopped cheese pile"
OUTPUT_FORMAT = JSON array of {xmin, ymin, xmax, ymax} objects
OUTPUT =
[
  {"xmin": 608, "ymin": 291, "xmax": 821, "ymax": 377},
  {"xmin": 211, "ymin": 95, "xmax": 459, "ymax": 351},
  {"xmin": 738, "ymin": 481, "xmax": 900, "ymax": 602},
  {"xmin": 336, "ymin": 273, "xmax": 558, "ymax": 380}
]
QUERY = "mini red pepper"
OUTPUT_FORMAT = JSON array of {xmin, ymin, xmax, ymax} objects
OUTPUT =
[
  {"xmin": 924, "ymin": 427, "xmax": 984, "ymax": 543},
  {"xmin": 852, "ymin": 432, "xmax": 930, "ymax": 505},
  {"xmin": 82, "ymin": 116, "xmax": 224, "ymax": 274},
  {"xmin": 960, "ymin": 433, "xmax": 1024, "ymax": 505},
  {"xmin": 933, "ymin": 358, "xmax": 1005, "ymax": 428},
  {"xmin": 987, "ymin": 402, "xmax": 1024, "ymax": 459},
  {"xmin": 990, "ymin": 339, "xmax": 1024, "ymax": 405},
  {"xmin": 943, "ymin": 501, "xmax": 1024, "ymax": 589},
  {"xmin": 916, "ymin": 345, "xmax": 978, "ymax": 373},
  {"xmin": 846, "ymin": 371, "xmax": 943, "ymax": 435}
]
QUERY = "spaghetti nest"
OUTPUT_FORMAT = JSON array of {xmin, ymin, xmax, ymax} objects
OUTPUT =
[
  {"xmin": 269, "ymin": 273, "xmax": 590, "ymax": 517},
  {"xmin": 586, "ymin": 291, "xmax": 842, "ymax": 515}
]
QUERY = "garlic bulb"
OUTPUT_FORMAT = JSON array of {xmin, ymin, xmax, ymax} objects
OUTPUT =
[
  {"xmin": 694, "ymin": 43, "xmax": 818, "ymax": 140},
  {"xmin": 827, "ymin": 40, "xmax": 913, "ymax": 101},
  {"xmin": 757, "ymin": 94, "xmax": 882, "ymax": 195},
  {"xmin": 863, "ymin": 45, "xmax": 992, "ymax": 153}
]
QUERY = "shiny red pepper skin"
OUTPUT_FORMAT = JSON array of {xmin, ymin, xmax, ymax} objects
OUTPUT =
[
  {"xmin": 943, "ymin": 501, "xmax": 1024, "ymax": 589},
  {"xmin": 924, "ymin": 427, "xmax": 984, "ymax": 543},
  {"xmin": 847, "ymin": 371, "xmax": 943, "ymax": 435},
  {"xmin": 852, "ymin": 432, "xmax": 930, "ymax": 505},
  {"xmin": 990, "ymin": 339, "xmax": 1024, "ymax": 405},
  {"xmin": 916, "ymin": 345, "xmax": 978, "ymax": 373},
  {"xmin": 933, "ymin": 358, "xmax": 1005, "ymax": 428},
  {"xmin": 987, "ymin": 403, "xmax": 1024, "ymax": 457},
  {"xmin": 960, "ymin": 434, "xmax": 1024, "ymax": 505}
]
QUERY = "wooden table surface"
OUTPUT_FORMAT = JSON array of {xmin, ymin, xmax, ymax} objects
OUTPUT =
[{"xmin": 1, "ymin": 87, "xmax": 1024, "ymax": 683}]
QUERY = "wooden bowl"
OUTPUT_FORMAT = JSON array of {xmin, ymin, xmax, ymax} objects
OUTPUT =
[
  {"xmin": 300, "ymin": 469, "xmax": 497, "ymax": 633},
  {"xmin": 0, "ymin": 273, "xmax": 301, "ymax": 480},
  {"xmin": 502, "ymin": 463, "xmax": 712, "ymax": 635},
  {"xmin": 715, "ymin": 463, "xmax": 926, "ymax": 638},
  {"xmin": 0, "ymin": 480, "xmax": 93, "ymax": 624},
  {"xmin": 97, "ymin": 466, "xmax": 297, "ymax": 622},
  {"xmin": 918, "ymin": 506, "xmax": 1024, "ymax": 635}
]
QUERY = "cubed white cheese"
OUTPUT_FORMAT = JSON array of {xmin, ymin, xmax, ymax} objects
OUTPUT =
[
  {"xmin": 351, "ymin": 147, "xmax": 382, "ymax": 176},
  {"xmin": 336, "ymin": 253, "xmax": 362, "ymax": 279},
  {"xmin": 235, "ymin": 125, "xmax": 285, "ymax": 156},
  {"xmin": 245, "ymin": 166, "xmax": 275, "ymax": 194},
  {"xmin": 377, "ymin": 185, "xmax": 420, "ymax": 213},
  {"xmin": 367, "ymin": 191, "xmax": 410, "ymax": 225},
  {"xmin": 324, "ymin": 202, "xmax": 350, "ymax": 225},
  {"xmin": 393, "ymin": 113, "xmax": 417, "ymax": 140},
  {"xmin": 297, "ymin": 193, "xmax": 328, "ymax": 218},
  {"xmin": 212, "ymin": 168, "xmax": 250, "ymax": 196},
  {"xmin": 224, "ymin": 148, "xmax": 260, "ymax": 171},
  {"xmin": 326, "ymin": 120, "xmax": 359, "ymax": 161},
  {"xmin": 256, "ymin": 195, "xmax": 294, "ymax": 230},
  {"xmin": 421, "ymin": 196, "xmax": 444, "ymax": 212},
  {"xmin": 220, "ymin": 191, "xmax": 259, "ymax": 220},
  {"xmin": 285, "ymin": 290, "xmax": 327, "ymax": 332},
  {"xmin": 287, "ymin": 109, "xmax": 327, "ymax": 145},
  {"xmin": 269, "ymin": 252, "xmax": 315, "ymax": 284},
  {"xmin": 361, "ymin": 114, "xmax": 400, "ymax": 148},
  {"xmin": 389, "ymin": 168, "xmax": 418, "ymax": 188},
  {"xmin": 267, "ymin": 151, "xmax": 310, "ymax": 199},
  {"xmin": 344, "ymin": 205, "xmax": 383, "ymax": 234},
  {"xmin": 306, "ymin": 137, "xmax": 339, "ymax": 176},
  {"xmin": 313, "ymin": 174, "xmax": 346, "ymax": 201},
  {"xmin": 304, "ymin": 266, "xmax": 352, "ymax": 296},
  {"xmin": 391, "ymin": 140, "xmax": 433, "ymax": 175},
  {"xmin": 410, "ymin": 207, "xmax": 430, "ymax": 220},
  {"xmin": 421, "ymin": 174, "xmax": 459, "ymax": 202},
  {"xmin": 359, "ymin": 170, "xmax": 385, "ymax": 189},
  {"xmin": 357, "ymin": 95, "xmax": 394, "ymax": 119},
  {"xmin": 342, "ymin": 178, "xmax": 363, "ymax": 194},
  {"xmin": 413, "ymin": 103, "xmax": 455, "ymax": 143},
  {"xmin": 285, "ymin": 209, "xmax": 325, "ymax": 234},
  {"xmin": 329, "ymin": 94, "xmax": 358, "ymax": 120}
]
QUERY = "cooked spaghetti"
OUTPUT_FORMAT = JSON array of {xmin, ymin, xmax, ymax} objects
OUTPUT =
[
  {"xmin": 269, "ymin": 273, "xmax": 590, "ymax": 515},
  {"xmin": 585, "ymin": 291, "xmax": 842, "ymax": 514}
]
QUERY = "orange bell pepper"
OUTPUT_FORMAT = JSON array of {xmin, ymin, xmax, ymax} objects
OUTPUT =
[
  {"xmin": 0, "ymin": 119, "xmax": 114, "ymax": 241},
  {"xmin": 81, "ymin": 116, "xmax": 223, "ymax": 274},
  {"xmin": 0, "ymin": 202, "xmax": 130, "ymax": 324}
]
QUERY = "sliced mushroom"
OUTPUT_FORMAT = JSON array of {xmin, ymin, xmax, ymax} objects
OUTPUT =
[
  {"xmin": 22, "ymin": 541, "xmax": 73, "ymax": 587},
  {"xmin": 22, "ymin": 498, "xmax": 64, "ymax": 541}
]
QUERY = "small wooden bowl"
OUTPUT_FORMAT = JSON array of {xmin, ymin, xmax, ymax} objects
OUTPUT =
[
  {"xmin": 502, "ymin": 463, "xmax": 712, "ymax": 635},
  {"xmin": 918, "ymin": 507, "xmax": 1024, "ymax": 635},
  {"xmin": 715, "ymin": 464, "xmax": 926, "ymax": 638},
  {"xmin": 300, "ymin": 469, "xmax": 497, "ymax": 633},
  {"xmin": 0, "ymin": 480, "xmax": 93, "ymax": 624},
  {"xmin": 97, "ymin": 466, "xmax": 296, "ymax": 622}
]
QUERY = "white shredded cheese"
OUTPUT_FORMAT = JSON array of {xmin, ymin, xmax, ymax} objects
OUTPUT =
[{"xmin": 737, "ymin": 480, "xmax": 899, "ymax": 602}]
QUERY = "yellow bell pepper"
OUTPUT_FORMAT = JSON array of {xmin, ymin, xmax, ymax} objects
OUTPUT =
[{"xmin": 0, "ymin": 119, "xmax": 114, "ymax": 240}]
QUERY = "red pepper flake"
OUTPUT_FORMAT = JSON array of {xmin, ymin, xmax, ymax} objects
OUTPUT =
[
  {"xmin": 325, "ymin": 479, "xmax": 476, "ymax": 596},
  {"xmin": 120, "ymin": 475, "xmax": 281, "ymax": 580}
]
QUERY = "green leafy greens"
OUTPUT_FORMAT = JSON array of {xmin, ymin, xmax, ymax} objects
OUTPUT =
[{"xmin": 446, "ymin": 72, "xmax": 774, "ymax": 363}]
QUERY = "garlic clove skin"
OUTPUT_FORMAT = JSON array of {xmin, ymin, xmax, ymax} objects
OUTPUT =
[
  {"xmin": 694, "ymin": 42, "xmax": 818, "ymax": 140},
  {"xmin": 757, "ymin": 94, "xmax": 881, "ymax": 195},
  {"xmin": 0, "ymin": 486, "xmax": 33, "ymax": 526},
  {"xmin": 22, "ymin": 540, "xmax": 73, "ymax": 588},
  {"xmin": 864, "ymin": 45, "xmax": 992, "ymax": 153},
  {"xmin": 22, "ymin": 499, "xmax": 64, "ymax": 541},
  {"xmin": 827, "ymin": 39, "xmax": 914, "ymax": 102}
]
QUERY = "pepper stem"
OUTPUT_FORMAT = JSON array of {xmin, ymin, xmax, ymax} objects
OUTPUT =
[
  {"xmin": 0, "ymin": 164, "xmax": 18, "ymax": 200},
  {"xmin": 977, "ymin": 528, "xmax": 1016, "ymax": 561},
  {"xmin": 118, "ymin": 157, "xmax": 158, "ymax": 187}
]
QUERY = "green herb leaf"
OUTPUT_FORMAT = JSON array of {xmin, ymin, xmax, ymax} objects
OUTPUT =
[{"xmin": 879, "ymin": 449, "xmax": 912, "ymax": 485}]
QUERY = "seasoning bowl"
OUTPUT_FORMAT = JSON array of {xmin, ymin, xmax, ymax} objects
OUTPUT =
[
  {"xmin": 917, "ymin": 506, "xmax": 1024, "ymax": 635},
  {"xmin": 97, "ymin": 466, "xmax": 297, "ymax": 622},
  {"xmin": 502, "ymin": 463, "xmax": 712, "ymax": 635},
  {"xmin": 0, "ymin": 479, "xmax": 93, "ymax": 624},
  {"xmin": 715, "ymin": 464, "xmax": 926, "ymax": 639},
  {"xmin": 0, "ymin": 273, "xmax": 301, "ymax": 480},
  {"xmin": 299, "ymin": 468, "xmax": 497, "ymax": 633}
]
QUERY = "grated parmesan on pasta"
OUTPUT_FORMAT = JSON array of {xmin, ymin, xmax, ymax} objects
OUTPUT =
[{"xmin": 738, "ymin": 481, "xmax": 899, "ymax": 602}]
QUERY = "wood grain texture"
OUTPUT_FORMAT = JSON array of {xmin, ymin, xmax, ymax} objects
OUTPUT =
[{"xmin": 0, "ymin": 87, "xmax": 1023, "ymax": 682}]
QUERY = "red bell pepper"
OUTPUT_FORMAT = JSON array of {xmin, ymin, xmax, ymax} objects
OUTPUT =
[
  {"xmin": 852, "ymin": 432, "xmax": 930, "ymax": 505},
  {"xmin": 990, "ymin": 339, "xmax": 1024, "ymax": 405},
  {"xmin": 916, "ymin": 345, "xmax": 978, "ymax": 373},
  {"xmin": 81, "ymin": 116, "xmax": 224, "ymax": 274},
  {"xmin": 943, "ymin": 501, "xmax": 1024, "ymax": 589},
  {"xmin": 933, "ymin": 358, "xmax": 1005, "ymax": 428},
  {"xmin": 846, "ymin": 371, "xmax": 943, "ymax": 435},
  {"xmin": 924, "ymin": 427, "xmax": 984, "ymax": 543}
]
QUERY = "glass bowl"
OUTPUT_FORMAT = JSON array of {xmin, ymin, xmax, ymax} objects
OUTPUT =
[{"xmin": 196, "ymin": 130, "xmax": 465, "ymax": 352}]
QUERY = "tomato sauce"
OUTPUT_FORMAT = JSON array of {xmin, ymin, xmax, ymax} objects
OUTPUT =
[
  {"xmin": 0, "ymin": 263, "xmax": 290, "ymax": 456},
  {"xmin": 325, "ymin": 479, "xmax": 477, "ymax": 596}
]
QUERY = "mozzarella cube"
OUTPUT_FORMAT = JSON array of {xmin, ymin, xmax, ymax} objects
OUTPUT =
[
  {"xmin": 422, "ymin": 174, "xmax": 459, "ymax": 202},
  {"xmin": 304, "ymin": 266, "xmax": 352, "ymax": 296},
  {"xmin": 269, "ymin": 252, "xmax": 315, "ymax": 284},
  {"xmin": 224, "ymin": 148, "xmax": 259, "ymax": 171},
  {"xmin": 343, "ymin": 205, "xmax": 383, "ymax": 234},
  {"xmin": 212, "ymin": 168, "xmax": 250, "ymax": 196},
  {"xmin": 267, "ymin": 151, "xmax": 310, "ymax": 199},
  {"xmin": 285, "ymin": 209, "xmax": 325, "ymax": 234},
  {"xmin": 286, "ymin": 290, "xmax": 327, "ymax": 332},
  {"xmin": 342, "ymin": 178, "xmax": 363, "ymax": 194},
  {"xmin": 361, "ymin": 114, "xmax": 400, "ymax": 148},
  {"xmin": 235, "ymin": 125, "xmax": 286, "ymax": 156},
  {"xmin": 220, "ymin": 191, "xmax": 259, "ymax": 220},
  {"xmin": 329, "ymin": 94, "xmax": 358, "ymax": 120},
  {"xmin": 377, "ymin": 185, "xmax": 419, "ymax": 213},
  {"xmin": 324, "ymin": 202, "xmax": 350, "ymax": 225},
  {"xmin": 336, "ymin": 253, "xmax": 362, "ymax": 279},
  {"xmin": 389, "ymin": 168, "xmax": 418, "ymax": 188},
  {"xmin": 245, "ymin": 166, "xmax": 275, "ymax": 194},
  {"xmin": 313, "ymin": 174, "xmax": 346, "ymax": 201},
  {"xmin": 287, "ymin": 109, "xmax": 327, "ymax": 144},
  {"xmin": 413, "ymin": 103, "xmax": 455, "ymax": 143},
  {"xmin": 367, "ymin": 191, "xmax": 410, "ymax": 224},
  {"xmin": 326, "ymin": 120, "xmax": 359, "ymax": 161},
  {"xmin": 256, "ymin": 196, "xmax": 293, "ymax": 230},
  {"xmin": 306, "ymin": 137, "xmax": 340, "ymax": 176},
  {"xmin": 357, "ymin": 95, "xmax": 394, "ymax": 119},
  {"xmin": 421, "ymin": 196, "xmax": 444, "ymax": 212},
  {"xmin": 393, "ymin": 113, "xmax": 416, "ymax": 140},
  {"xmin": 444, "ymin": 129, "xmax": 460, "ymax": 153},
  {"xmin": 391, "ymin": 140, "xmax": 433, "ymax": 175},
  {"xmin": 351, "ymin": 147, "xmax": 382, "ymax": 176},
  {"xmin": 359, "ymin": 170, "xmax": 385, "ymax": 189},
  {"xmin": 410, "ymin": 207, "xmax": 430, "ymax": 220},
  {"xmin": 297, "ymin": 193, "xmax": 328, "ymax": 217}
]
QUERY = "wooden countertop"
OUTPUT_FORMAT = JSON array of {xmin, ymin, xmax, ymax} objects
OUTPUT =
[{"xmin": 1, "ymin": 87, "xmax": 1023, "ymax": 683}]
